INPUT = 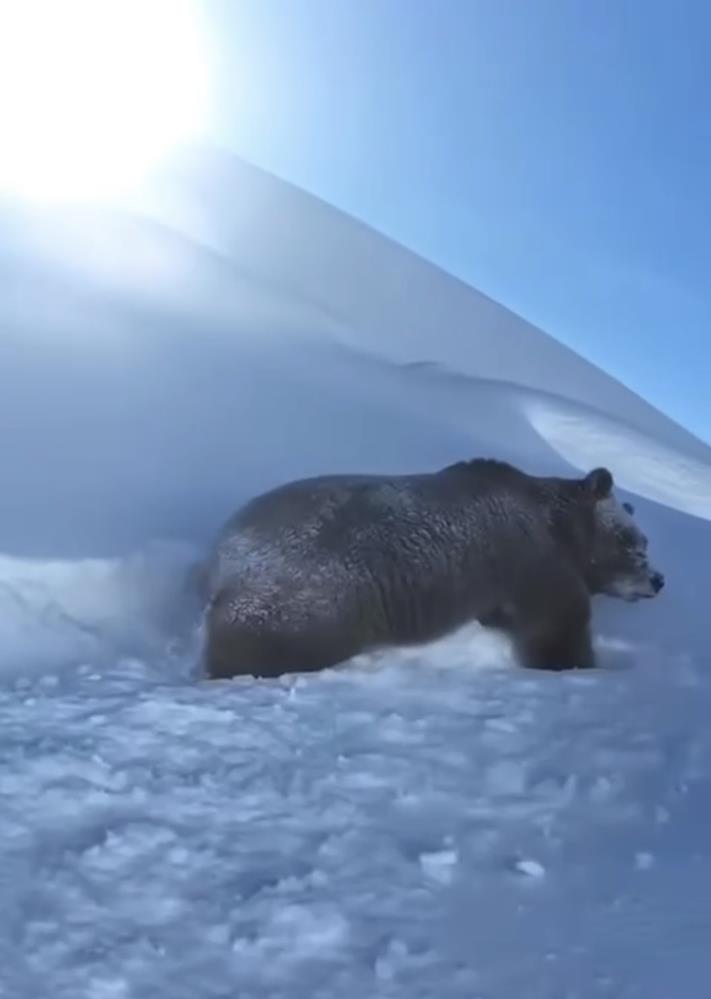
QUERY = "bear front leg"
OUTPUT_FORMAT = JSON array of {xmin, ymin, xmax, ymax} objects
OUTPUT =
[
  {"xmin": 511, "ymin": 567, "xmax": 596, "ymax": 671},
  {"xmin": 478, "ymin": 606, "xmax": 510, "ymax": 630},
  {"xmin": 516, "ymin": 619, "xmax": 596, "ymax": 671}
]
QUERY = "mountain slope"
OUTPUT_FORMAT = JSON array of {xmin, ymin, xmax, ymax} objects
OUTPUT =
[{"xmin": 1, "ymin": 147, "xmax": 710, "ymax": 998}]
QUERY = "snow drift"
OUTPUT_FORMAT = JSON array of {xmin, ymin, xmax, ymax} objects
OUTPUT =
[{"xmin": 1, "ymin": 147, "xmax": 711, "ymax": 998}]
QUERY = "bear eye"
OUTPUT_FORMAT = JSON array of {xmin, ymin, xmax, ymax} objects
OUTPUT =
[
  {"xmin": 624, "ymin": 529, "xmax": 647, "ymax": 552},
  {"xmin": 618, "ymin": 528, "xmax": 639, "ymax": 549},
  {"xmin": 622, "ymin": 501, "xmax": 635, "ymax": 515}
]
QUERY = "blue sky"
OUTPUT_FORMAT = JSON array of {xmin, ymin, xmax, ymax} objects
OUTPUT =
[{"xmin": 209, "ymin": 0, "xmax": 710, "ymax": 442}]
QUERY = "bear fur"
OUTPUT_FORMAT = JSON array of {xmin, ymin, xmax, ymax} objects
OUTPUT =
[{"xmin": 200, "ymin": 459, "xmax": 664, "ymax": 679}]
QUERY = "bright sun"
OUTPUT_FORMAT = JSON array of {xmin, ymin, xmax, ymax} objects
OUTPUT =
[{"xmin": 0, "ymin": 0, "xmax": 211, "ymax": 201}]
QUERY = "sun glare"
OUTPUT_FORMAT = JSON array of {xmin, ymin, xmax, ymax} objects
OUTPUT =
[{"xmin": 0, "ymin": 0, "xmax": 211, "ymax": 202}]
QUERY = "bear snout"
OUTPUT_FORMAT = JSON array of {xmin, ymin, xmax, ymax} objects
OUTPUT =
[{"xmin": 650, "ymin": 570, "xmax": 665, "ymax": 594}]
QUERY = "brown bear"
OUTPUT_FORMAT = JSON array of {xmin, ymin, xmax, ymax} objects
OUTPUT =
[{"xmin": 200, "ymin": 459, "xmax": 664, "ymax": 679}]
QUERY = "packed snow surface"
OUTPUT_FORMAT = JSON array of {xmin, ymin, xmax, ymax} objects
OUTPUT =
[{"xmin": 2, "ymin": 149, "xmax": 711, "ymax": 998}]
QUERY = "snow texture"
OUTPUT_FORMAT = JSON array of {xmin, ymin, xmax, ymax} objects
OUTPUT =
[{"xmin": 1, "ymin": 147, "xmax": 711, "ymax": 998}]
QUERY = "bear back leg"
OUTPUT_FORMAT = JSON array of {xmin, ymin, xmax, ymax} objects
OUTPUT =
[{"xmin": 203, "ymin": 590, "xmax": 368, "ymax": 679}]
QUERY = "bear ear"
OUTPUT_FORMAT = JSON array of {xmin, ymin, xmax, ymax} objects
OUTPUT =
[{"xmin": 584, "ymin": 467, "xmax": 614, "ymax": 500}]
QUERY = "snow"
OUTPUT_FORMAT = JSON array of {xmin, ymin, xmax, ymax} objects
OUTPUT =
[{"xmin": 2, "ymin": 146, "xmax": 711, "ymax": 997}]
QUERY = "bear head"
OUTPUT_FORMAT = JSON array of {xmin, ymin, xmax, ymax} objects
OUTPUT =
[{"xmin": 582, "ymin": 467, "xmax": 665, "ymax": 602}]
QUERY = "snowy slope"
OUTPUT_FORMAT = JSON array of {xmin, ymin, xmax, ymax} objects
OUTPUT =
[{"xmin": 2, "ymin": 148, "xmax": 711, "ymax": 998}]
